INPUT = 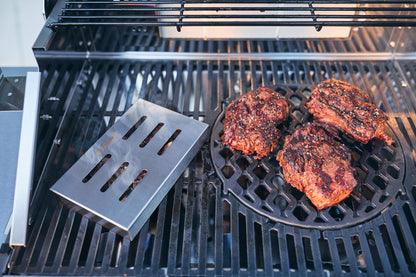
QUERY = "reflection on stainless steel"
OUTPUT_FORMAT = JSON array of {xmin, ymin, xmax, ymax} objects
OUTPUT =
[
  {"xmin": 51, "ymin": 99, "xmax": 208, "ymax": 240},
  {"xmin": 0, "ymin": 111, "xmax": 22, "ymax": 245},
  {"xmin": 10, "ymin": 72, "xmax": 41, "ymax": 246}
]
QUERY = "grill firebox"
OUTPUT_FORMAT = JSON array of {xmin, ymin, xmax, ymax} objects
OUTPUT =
[
  {"xmin": 4, "ymin": 2, "xmax": 416, "ymax": 273},
  {"xmin": 6, "ymin": 58, "xmax": 416, "ymax": 276}
]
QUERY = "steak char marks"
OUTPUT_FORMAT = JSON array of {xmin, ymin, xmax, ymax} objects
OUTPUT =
[
  {"xmin": 277, "ymin": 123, "xmax": 357, "ymax": 210},
  {"xmin": 307, "ymin": 79, "xmax": 392, "ymax": 145},
  {"xmin": 222, "ymin": 87, "xmax": 289, "ymax": 159}
]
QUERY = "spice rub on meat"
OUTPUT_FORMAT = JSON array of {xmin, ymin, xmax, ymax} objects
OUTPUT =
[
  {"xmin": 276, "ymin": 123, "xmax": 357, "ymax": 210},
  {"xmin": 306, "ymin": 79, "xmax": 392, "ymax": 145},
  {"xmin": 222, "ymin": 87, "xmax": 289, "ymax": 159}
]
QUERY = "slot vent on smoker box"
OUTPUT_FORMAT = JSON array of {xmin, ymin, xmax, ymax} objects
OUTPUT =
[
  {"xmin": 139, "ymin": 123, "xmax": 164, "ymax": 148},
  {"xmin": 50, "ymin": 99, "xmax": 208, "ymax": 240},
  {"xmin": 119, "ymin": 169, "xmax": 148, "ymax": 202},
  {"xmin": 82, "ymin": 154, "xmax": 112, "ymax": 183},
  {"xmin": 123, "ymin": 116, "xmax": 147, "ymax": 140},
  {"xmin": 158, "ymin": 129, "xmax": 182, "ymax": 155},
  {"xmin": 100, "ymin": 162, "xmax": 129, "ymax": 192}
]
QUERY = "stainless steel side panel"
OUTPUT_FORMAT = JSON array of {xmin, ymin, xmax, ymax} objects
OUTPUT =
[
  {"xmin": 0, "ymin": 111, "xmax": 22, "ymax": 245},
  {"xmin": 10, "ymin": 72, "xmax": 41, "ymax": 246}
]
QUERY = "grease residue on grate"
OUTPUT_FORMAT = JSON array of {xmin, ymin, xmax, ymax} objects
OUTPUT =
[
  {"xmin": 51, "ymin": 99, "xmax": 208, "ymax": 240},
  {"xmin": 211, "ymin": 86, "xmax": 406, "ymax": 229}
]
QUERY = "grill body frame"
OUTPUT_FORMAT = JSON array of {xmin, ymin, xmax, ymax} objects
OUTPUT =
[{"xmin": 4, "ymin": 1, "xmax": 416, "ymax": 276}]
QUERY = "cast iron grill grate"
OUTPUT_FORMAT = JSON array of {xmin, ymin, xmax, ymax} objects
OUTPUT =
[
  {"xmin": 6, "ymin": 59, "xmax": 416, "ymax": 276},
  {"xmin": 210, "ymin": 85, "xmax": 405, "ymax": 229}
]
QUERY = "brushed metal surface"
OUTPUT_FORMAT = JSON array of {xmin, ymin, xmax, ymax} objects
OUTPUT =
[
  {"xmin": 51, "ymin": 99, "xmax": 208, "ymax": 240},
  {"xmin": 0, "ymin": 111, "xmax": 22, "ymax": 246},
  {"xmin": 10, "ymin": 71, "xmax": 41, "ymax": 246}
]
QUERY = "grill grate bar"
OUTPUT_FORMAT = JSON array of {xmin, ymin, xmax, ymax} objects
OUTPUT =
[
  {"xmin": 397, "ymin": 204, "xmax": 416, "ymax": 270},
  {"xmin": 150, "ymin": 193, "xmax": 167, "ymax": 274},
  {"xmin": 54, "ymin": 65, "xmax": 98, "ymax": 167},
  {"xmin": 35, "ymin": 63, "xmax": 81, "ymax": 182},
  {"xmin": 35, "ymin": 204, "xmax": 64, "ymax": 274},
  {"xmin": 58, "ymin": 14, "xmax": 416, "ymax": 20},
  {"xmin": 341, "ymin": 229, "xmax": 360, "ymax": 275},
  {"xmin": 373, "ymin": 217, "xmax": 395, "ymax": 274},
  {"xmin": 107, "ymin": 64, "xmax": 126, "ymax": 126},
  {"xmin": 385, "ymin": 211, "xmax": 411, "ymax": 275},
  {"xmin": 166, "ymin": 175, "xmax": 184, "ymax": 275},
  {"xmin": 77, "ymin": 64, "xmax": 110, "ymax": 156},
  {"xmin": 244, "ymin": 211, "xmax": 255, "ymax": 274},
  {"xmin": 15, "ymin": 204, "xmax": 49, "ymax": 272},
  {"xmin": 309, "ymin": 229, "xmax": 324, "ymax": 273},
  {"xmin": 214, "ymin": 188, "xmax": 224, "ymax": 275},
  {"xmin": 66, "ymin": 217, "xmax": 90, "ymax": 274},
  {"xmin": 180, "ymin": 176, "xmax": 195, "ymax": 274},
  {"xmin": 76, "ymin": 224, "xmax": 102, "ymax": 275},
  {"xmin": 293, "ymin": 228, "xmax": 306, "ymax": 272},
  {"xmin": 133, "ymin": 221, "xmax": 149, "ymax": 274},
  {"xmin": 60, "ymin": 7, "xmax": 416, "ymax": 12},
  {"xmin": 326, "ymin": 231, "xmax": 344, "ymax": 276},
  {"xmin": 45, "ymin": 206, "xmax": 76, "ymax": 273},
  {"xmin": 278, "ymin": 225, "xmax": 290, "ymax": 274},
  {"xmin": 260, "ymin": 218, "xmax": 273, "ymax": 275}
]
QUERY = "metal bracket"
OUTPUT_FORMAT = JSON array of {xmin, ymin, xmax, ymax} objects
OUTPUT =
[
  {"xmin": 33, "ymin": 0, "xmax": 67, "ymax": 51},
  {"xmin": 309, "ymin": 1, "xmax": 322, "ymax": 32},
  {"xmin": 176, "ymin": 0, "xmax": 186, "ymax": 32}
]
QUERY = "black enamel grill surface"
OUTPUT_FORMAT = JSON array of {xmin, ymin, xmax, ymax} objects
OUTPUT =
[
  {"xmin": 7, "ymin": 59, "xmax": 416, "ymax": 276},
  {"xmin": 211, "ymin": 85, "xmax": 405, "ymax": 229}
]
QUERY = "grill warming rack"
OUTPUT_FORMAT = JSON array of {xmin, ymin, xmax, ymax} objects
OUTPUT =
[{"xmin": 48, "ymin": 0, "xmax": 416, "ymax": 30}]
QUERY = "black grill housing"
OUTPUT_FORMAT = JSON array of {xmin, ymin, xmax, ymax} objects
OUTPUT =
[
  {"xmin": 5, "ymin": 1, "xmax": 416, "ymax": 275},
  {"xmin": 6, "ymin": 59, "xmax": 416, "ymax": 276}
]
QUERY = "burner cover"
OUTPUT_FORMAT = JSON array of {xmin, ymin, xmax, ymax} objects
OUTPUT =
[{"xmin": 210, "ymin": 86, "xmax": 405, "ymax": 229}]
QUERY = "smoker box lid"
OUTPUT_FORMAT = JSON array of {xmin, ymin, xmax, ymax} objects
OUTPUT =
[{"xmin": 51, "ymin": 99, "xmax": 208, "ymax": 240}]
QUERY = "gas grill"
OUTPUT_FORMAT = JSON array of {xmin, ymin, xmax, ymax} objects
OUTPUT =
[{"xmin": 2, "ymin": 0, "xmax": 416, "ymax": 276}]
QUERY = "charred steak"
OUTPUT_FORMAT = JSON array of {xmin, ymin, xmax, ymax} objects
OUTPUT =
[
  {"xmin": 276, "ymin": 123, "xmax": 357, "ymax": 210},
  {"xmin": 222, "ymin": 87, "xmax": 289, "ymax": 159},
  {"xmin": 306, "ymin": 79, "xmax": 392, "ymax": 145}
]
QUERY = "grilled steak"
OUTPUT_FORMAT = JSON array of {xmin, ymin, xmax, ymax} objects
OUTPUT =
[
  {"xmin": 276, "ymin": 123, "xmax": 357, "ymax": 210},
  {"xmin": 306, "ymin": 79, "xmax": 392, "ymax": 145},
  {"xmin": 222, "ymin": 87, "xmax": 289, "ymax": 159}
]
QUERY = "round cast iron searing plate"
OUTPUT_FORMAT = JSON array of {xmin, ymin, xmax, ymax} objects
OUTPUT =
[{"xmin": 210, "ymin": 85, "xmax": 406, "ymax": 229}]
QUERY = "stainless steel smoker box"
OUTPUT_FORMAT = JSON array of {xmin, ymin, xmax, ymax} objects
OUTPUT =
[{"xmin": 51, "ymin": 99, "xmax": 208, "ymax": 240}]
